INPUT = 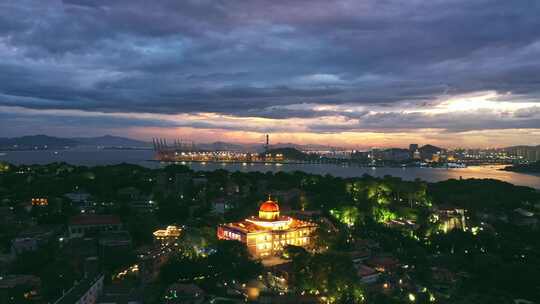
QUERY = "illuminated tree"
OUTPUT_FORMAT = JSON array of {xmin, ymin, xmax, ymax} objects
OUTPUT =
[
  {"xmin": 330, "ymin": 206, "xmax": 359, "ymax": 227},
  {"xmin": 0, "ymin": 161, "xmax": 9, "ymax": 172},
  {"xmin": 372, "ymin": 206, "xmax": 397, "ymax": 223},
  {"xmin": 367, "ymin": 182, "xmax": 392, "ymax": 205},
  {"xmin": 346, "ymin": 181, "xmax": 367, "ymax": 203},
  {"xmin": 299, "ymin": 193, "xmax": 309, "ymax": 211}
]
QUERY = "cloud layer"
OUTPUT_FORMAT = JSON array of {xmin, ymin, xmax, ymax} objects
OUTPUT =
[{"xmin": 1, "ymin": 0, "xmax": 540, "ymax": 147}]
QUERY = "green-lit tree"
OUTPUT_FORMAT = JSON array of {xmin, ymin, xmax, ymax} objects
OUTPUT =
[
  {"xmin": 372, "ymin": 206, "xmax": 397, "ymax": 223},
  {"xmin": 329, "ymin": 205, "xmax": 360, "ymax": 227}
]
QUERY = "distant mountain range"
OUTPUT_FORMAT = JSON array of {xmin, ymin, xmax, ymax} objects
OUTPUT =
[
  {"xmin": 503, "ymin": 145, "xmax": 540, "ymax": 151},
  {"xmin": 1, "ymin": 134, "xmax": 538, "ymax": 153},
  {"xmin": 73, "ymin": 135, "xmax": 150, "ymax": 147},
  {"xmin": 194, "ymin": 141, "xmax": 345, "ymax": 152},
  {"xmin": 0, "ymin": 135, "xmax": 79, "ymax": 149},
  {"xmin": 197, "ymin": 141, "xmax": 249, "ymax": 152},
  {"xmin": 271, "ymin": 142, "xmax": 345, "ymax": 152},
  {"xmin": 0, "ymin": 135, "xmax": 150, "ymax": 150},
  {"xmin": 266, "ymin": 147, "xmax": 318, "ymax": 160},
  {"xmin": 0, "ymin": 134, "xmax": 344, "ymax": 152}
]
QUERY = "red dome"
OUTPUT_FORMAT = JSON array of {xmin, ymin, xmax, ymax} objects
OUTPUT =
[{"xmin": 260, "ymin": 200, "xmax": 279, "ymax": 212}]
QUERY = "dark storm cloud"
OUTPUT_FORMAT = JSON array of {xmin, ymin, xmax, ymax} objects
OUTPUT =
[
  {"xmin": 306, "ymin": 110, "xmax": 540, "ymax": 134},
  {"xmin": 0, "ymin": 0, "xmax": 540, "ymax": 131}
]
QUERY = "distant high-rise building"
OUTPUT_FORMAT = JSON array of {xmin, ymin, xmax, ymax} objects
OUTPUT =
[
  {"xmin": 409, "ymin": 144, "xmax": 419, "ymax": 160},
  {"xmin": 264, "ymin": 134, "xmax": 270, "ymax": 152},
  {"xmin": 504, "ymin": 146, "xmax": 540, "ymax": 162}
]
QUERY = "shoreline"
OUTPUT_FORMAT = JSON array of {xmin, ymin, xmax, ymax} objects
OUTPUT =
[
  {"xmin": 499, "ymin": 168, "xmax": 540, "ymax": 176},
  {"xmin": 2, "ymin": 150, "xmax": 539, "ymax": 189}
]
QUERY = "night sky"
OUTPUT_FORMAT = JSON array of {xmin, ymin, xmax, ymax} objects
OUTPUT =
[{"xmin": 1, "ymin": 0, "xmax": 539, "ymax": 147}]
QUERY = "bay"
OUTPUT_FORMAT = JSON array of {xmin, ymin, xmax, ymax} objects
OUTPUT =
[{"xmin": 1, "ymin": 149, "xmax": 539, "ymax": 189}]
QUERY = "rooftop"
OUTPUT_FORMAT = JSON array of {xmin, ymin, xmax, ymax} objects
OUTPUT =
[
  {"xmin": 70, "ymin": 215, "xmax": 121, "ymax": 226},
  {"xmin": 17, "ymin": 224, "xmax": 62, "ymax": 238},
  {"xmin": 53, "ymin": 274, "xmax": 103, "ymax": 304},
  {"xmin": 366, "ymin": 255, "xmax": 399, "ymax": 271},
  {"xmin": 221, "ymin": 216, "xmax": 316, "ymax": 234},
  {"xmin": 357, "ymin": 264, "xmax": 378, "ymax": 277},
  {"xmin": 99, "ymin": 231, "xmax": 132, "ymax": 246},
  {"xmin": 0, "ymin": 275, "xmax": 41, "ymax": 289},
  {"xmin": 260, "ymin": 199, "xmax": 280, "ymax": 212},
  {"xmin": 153, "ymin": 225, "xmax": 182, "ymax": 238}
]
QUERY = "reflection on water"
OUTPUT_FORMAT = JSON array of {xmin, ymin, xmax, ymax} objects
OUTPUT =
[
  {"xmin": 1, "ymin": 149, "xmax": 539, "ymax": 189},
  {"xmin": 185, "ymin": 162, "xmax": 540, "ymax": 189}
]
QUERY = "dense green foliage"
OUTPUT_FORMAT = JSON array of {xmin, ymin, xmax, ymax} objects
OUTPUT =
[
  {"xmin": 160, "ymin": 240, "xmax": 262, "ymax": 286},
  {"xmin": 429, "ymin": 178, "xmax": 538, "ymax": 211},
  {"xmin": 286, "ymin": 245, "xmax": 364, "ymax": 303},
  {"xmin": 1, "ymin": 162, "xmax": 539, "ymax": 303}
]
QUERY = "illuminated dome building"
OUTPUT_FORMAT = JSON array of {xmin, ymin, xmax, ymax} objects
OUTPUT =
[
  {"xmin": 153, "ymin": 225, "xmax": 182, "ymax": 246},
  {"xmin": 259, "ymin": 200, "xmax": 280, "ymax": 220},
  {"xmin": 217, "ymin": 197, "xmax": 317, "ymax": 257}
]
